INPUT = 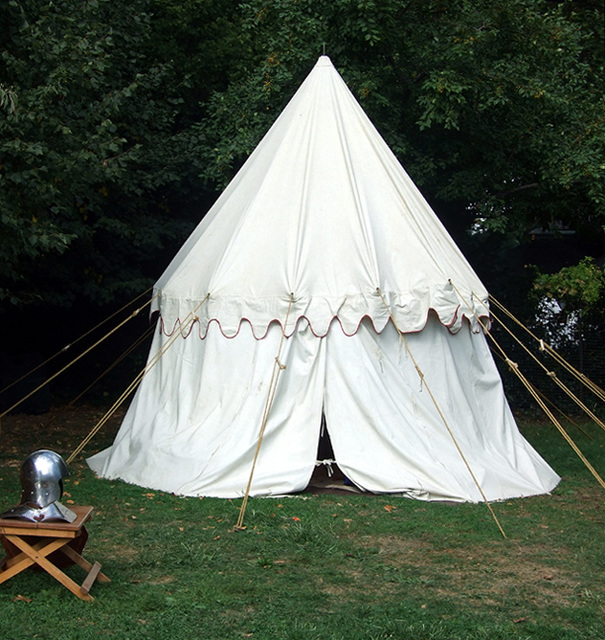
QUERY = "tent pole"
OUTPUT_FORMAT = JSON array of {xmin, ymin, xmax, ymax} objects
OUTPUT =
[{"xmin": 235, "ymin": 294, "xmax": 295, "ymax": 530}]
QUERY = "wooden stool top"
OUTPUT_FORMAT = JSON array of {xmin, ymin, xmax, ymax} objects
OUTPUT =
[{"xmin": 0, "ymin": 506, "xmax": 94, "ymax": 538}]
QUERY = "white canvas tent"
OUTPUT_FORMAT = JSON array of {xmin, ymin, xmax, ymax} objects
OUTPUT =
[{"xmin": 88, "ymin": 56, "xmax": 560, "ymax": 502}]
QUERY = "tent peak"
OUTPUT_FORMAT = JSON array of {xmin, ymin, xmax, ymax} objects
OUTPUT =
[{"xmin": 315, "ymin": 55, "xmax": 333, "ymax": 68}]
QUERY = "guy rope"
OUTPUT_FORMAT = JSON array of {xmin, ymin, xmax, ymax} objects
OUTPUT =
[
  {"xmin": 376, "ymin": 287, "xmax": 507, "ymax": 539},
  {"xmin": 0, "ymin": 289, "xmax": 157, "ymax": 423},
  {"xmin": 448, "ymin": 281, "xmax": 605, "ymax": 493},
  {"xmin": 67, "ymin": 294, "xmax": 211, "ymax": 465}
]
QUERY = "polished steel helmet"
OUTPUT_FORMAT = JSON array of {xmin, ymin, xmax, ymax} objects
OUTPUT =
[
  {"xmin": 19, "ymin": 449, "xmax": 70, "ymax": 508},
  {"xmin": 0, "ymin": 449, "xmax": 76, "ymax": 523}
]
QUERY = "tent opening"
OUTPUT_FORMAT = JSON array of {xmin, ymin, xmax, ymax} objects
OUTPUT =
[
  {"xmin": 317, "ymin": 413, "xmax": 333, "ymax": 462},
  {"xmin": 309, "ymin": 412, "xmax": 359, "ymax": 493}
]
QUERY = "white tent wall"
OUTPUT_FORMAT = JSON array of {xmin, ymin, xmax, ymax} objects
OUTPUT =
[
  {"xmin": 89, "ymin": 320, "xmax": 326, "ymax": 497},
  {"xmin": 88, "ymin": 315, "xmax": 560, "ymax": 501},
  {"xmin": 325, "ymin": 316, "xmax": 559, "ymax": 501}
]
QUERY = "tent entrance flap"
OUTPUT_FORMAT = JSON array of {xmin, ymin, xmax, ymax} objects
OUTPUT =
[
  {"xmin": 323, "ymin": 317, "xmax": 559, "ymax": 501},
  {"xmin": 88, "ymin": 319, "xmax": 327, "ymax": 498}
]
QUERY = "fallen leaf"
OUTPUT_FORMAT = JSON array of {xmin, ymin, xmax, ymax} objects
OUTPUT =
[
  {"xmin": 384, "ymin": 505, "xmax": 396, "ymax": 512},
  {"xmin": 12, "ymin": 595, "xmax": 31, "ymax": 603},
  {"xmin": 513, "ymin": 617, "xmax": 527, "ymax": 624},
  {"xmin": 292, "ymin": 517, "xmax": 301, "ymax": 521}
]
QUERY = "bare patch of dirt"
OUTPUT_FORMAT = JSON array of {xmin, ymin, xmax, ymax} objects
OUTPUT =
[
  {"xmin": 148, "ymin": 575, "xmax": 176, "ymax": 585},
  {"xmin": 101, "ymin": 543, "xmax": 141, "ymax": 562},
  {"xmin": 361, "ymin": 535, "xmax": 589, "ymax": 612},
  {"xmin": 316, "ymin": 570, "xmax": 364, "ymax": 598}
]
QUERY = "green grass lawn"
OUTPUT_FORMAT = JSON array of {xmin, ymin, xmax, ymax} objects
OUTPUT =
[{"xmin": 0, "ymin": 406, "xmax": 604, "ymax": 639}]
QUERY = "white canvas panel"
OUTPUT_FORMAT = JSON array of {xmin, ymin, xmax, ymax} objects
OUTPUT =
[
  {"xmin": 88, "ymin": 320, "xmax": 325, "ymax": 497},
  {"xmin": 324, "ymin": 317, "xmax": 560, "ymax": 501}
]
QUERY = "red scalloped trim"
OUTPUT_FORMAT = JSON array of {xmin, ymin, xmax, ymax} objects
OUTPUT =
[{"xmin": 156, "ymin": 306, "xmax": 487, "ymax": 341}]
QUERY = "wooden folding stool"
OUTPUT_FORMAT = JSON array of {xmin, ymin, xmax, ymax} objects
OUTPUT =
[{"xmin": 0, "ymin": 505, "xmax": 110, "ymax": 602}]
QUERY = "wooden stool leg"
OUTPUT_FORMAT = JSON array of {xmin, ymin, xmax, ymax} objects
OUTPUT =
[
  {"xmin": 61, "ymin": 544, "xmax": 110, "ymax": 584},
  {"xmin": 80, "ymin": 562, "xmax": 102, "ymax": 595},
  {"xmin": 6, "ymin": 535, "xmax": 94, "ymax": 602},
  {"xmin": 0, "ymin": 538, "xmax": 67, "ymax": 585},
  {"xmin": 1, "ymin": 538, "xmax": 47, "ymax": 573}
]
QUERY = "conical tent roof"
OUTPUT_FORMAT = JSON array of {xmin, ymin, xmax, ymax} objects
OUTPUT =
[{"xmin": 154, "ymin": 56, "xmax": 488, "ymax": 338}]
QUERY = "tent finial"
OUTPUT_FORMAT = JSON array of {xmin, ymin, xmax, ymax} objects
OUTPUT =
[{"xmin": 322, "ymin": 42, "xmax": 326, "ymax": 56}]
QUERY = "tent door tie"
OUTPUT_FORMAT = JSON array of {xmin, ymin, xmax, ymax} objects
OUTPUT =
[{"xmin": 316, "ymin": 459, "xmax": 335, "ymax": 477}]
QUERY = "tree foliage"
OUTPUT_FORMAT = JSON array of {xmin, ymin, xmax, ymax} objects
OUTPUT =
[
  {"xmin": 1, "ymin": 0, "xmax": 603, "ymax": 317},
  {"xmin": 198, "ymin": 1, "xmax": 605, "ymax": 239},
  {"xmin": 534, "ymin": 256, "xmax": 605, "ymax": 321},
  {"xmin": 0, "ymin": 0, "xmax": 213, "ymax": 306}
]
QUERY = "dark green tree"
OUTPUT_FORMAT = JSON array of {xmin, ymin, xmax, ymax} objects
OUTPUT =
[
  {"xmin": 198, "ymin": 1, "xmax": 604, "ymax": 240},
  {"xmin": 0, "ymin": 0, "xmax": 221, "ymax": 307},
  {"xmin": 2, "ymin": 0, "xmax": 603, "ymax": 313}
]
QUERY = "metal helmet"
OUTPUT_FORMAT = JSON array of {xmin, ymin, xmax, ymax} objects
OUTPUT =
[{"xmin": 19, "ymin": 449, "xmax": 70, "ymax": 508}]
